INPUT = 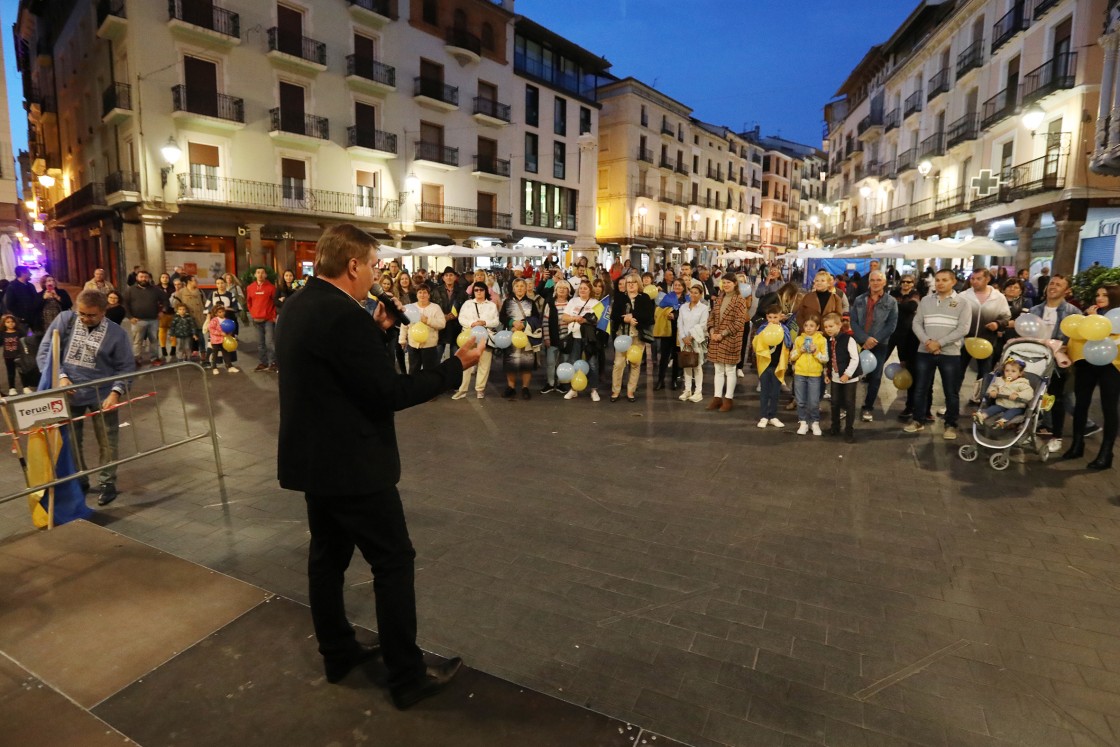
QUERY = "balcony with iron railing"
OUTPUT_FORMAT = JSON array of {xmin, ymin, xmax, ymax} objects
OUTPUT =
[
  {"xmin": 637, "ymin": 147, "xmax": 653, "ymax": 163},
  {"xmin": 919, "ymin": 131, "xmax": 944, "ymax": 160},
  {"xmin": 420, "ymin": 203, "xmax": 511, "ymax": 230},
  {"xmin": 981, "ymin": 86, "xmax": 1018, "ymax": 130},
  {"xmin": 884, "ymin": 108, "xmax": 900, "ymax": 133},
  {"xmin": 269, "ymin": 108, "xmax": 329, "ymax": 140},
  {"xmin": 168, "ymin": 0, "xmax": 240, "ymax": 44},
  {"xmin": 935, "ymin": 186, "xmax": 967, "ymax": 218},
  {"xmin": 413, "ymin": 77, "xmax": 459, "ymax": 109},
  {"xmin": 474, "ymin": 155, "xmax": 511, "ymax": 178},
  {"xmin": 857, "ymin": 112, "xmax": 883, "ymax": 138},
  {"xmin": 472, "ymin": 96, "xmax": 511, "ymax": 124},
  {"xmin": 267, "ymin": 27, "xmax": 327, "ymax": 69},
  {"xmin": 54, "ymin": 182, "xmax": 107, "ymax": 221},
  {"xmin": 177, "ymin": 173, "xmax": 400, "ymax": 220},
  {"xmin": 888, "ymin": 205, "xmax": 908, "ymax": 228},
  {"xmin": 706, "ymin": 166, "xmax": 724, "ymax": 182},
  {"xmin": 904, "ymin": 90, "xmax": 923, "ymax": 119},
  {"xmin": 445, "ymin": 27, "xmax": 481, "ymax": 56},
  {"xmin": 346, "ymin": 126, "xmax": 397, "ymax": 156},
  {"xmin": 172, "ymin": 85, "xmax": 245, "ymax": 125},
  {"xmin": 345, "ymin": 55, "xmax": 396, "ymax": 93},
  {"xmin": 659, "ymin": 155, "xmax": 674, "ymax": 170},
  {"xmin": 909, "ymin": 196, "xmax": 934, "ymax": 223},
  {"xmin": 661, "ymin": 120, "xmax": 675, "ymax": 136},
  {"xmin": 896, "ymin": 148, "xmax": 916, "ymax": 173},
  {"xmin": 101, "ymin": 82, "xmax": 132, "ymax": 124},
  {"xmin": 946, "ymin": 114, "xmax": 979, "ymax": 148},
  {"xmin": 105, "ymin": 170, "xmax": 140, "ymax": 198},
  {"xmin": 1003, "ymin": 151, "xmax": 1066, "ymax": 200},
  {"xmin": 751, "ymin": 177, "xmax": 762, "ymax": 189},
  {"xmin": 635, "ymin": 185, "xmax": 655, "ymax": 199},
  {"xmin": 415, "ymin": 141, "xmax": 459, "ymax": 167},
  {"xmin": 1034, "ymin": 0, "xmax": 1060, "ymax": 19},
  {"xmin": 675, "ymin": 163, "xmax": 690, "ymax": 176},
  {"xmin": 348, "ymin": 0, "xmax": 395, "ymax": 23},
  {"xmin": 1020, "ymin": 52, "xmax": 1077, "ymax": 109},
  {"xmin": 96, "ymin": 0, "xmax": 127, "ymax": 39},
  {"xmin": 991, "ymin": 2, "xmax": 1029, "ymax": 55},
  {"xmin": 957, "ymin": 38, "xmax": 984, "ymax": 78},
  {"xmin": 927, "ymin": 68, "xmax": 950, "ymax": 102}
]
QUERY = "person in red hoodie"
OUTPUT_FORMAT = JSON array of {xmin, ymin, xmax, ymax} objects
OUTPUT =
[{"xmin": 246, "ymin": 267, "xmax": 278, "ymax": 371}]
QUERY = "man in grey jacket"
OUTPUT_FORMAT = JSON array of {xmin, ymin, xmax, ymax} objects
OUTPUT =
[
  {"xmin": 850, "ymin": 270, "xmax": 898, "ymax": 421},
  {"xmin": 122, "ymin": 270, "xmax": 164, "ymax": 366},
  {"xmin": 904, "ymin": 269, "xmax": 973, "ymax": 440}
]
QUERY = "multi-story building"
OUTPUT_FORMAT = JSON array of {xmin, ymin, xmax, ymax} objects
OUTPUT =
[
  {"xmin": 823, "ymin": 0, "xmax": 1115, "ymax": 275},
  {"xmin": 0, "ymin": 29, "xmax": 22, "ymax": 277},
  {"xmin": 740, "ymin": 128, "xmax": 825, "ymax": 255},
  {"xmin": 14, "ymin": 0, "xmax": 543, "ymax": 287},
  {"xmin": 595, "ymin": 77, "xmax": 758, "ymax": 270}
]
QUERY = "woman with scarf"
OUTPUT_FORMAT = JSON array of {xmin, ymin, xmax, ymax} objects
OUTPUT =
[
  {"xmin": 654, "ymin": 278, "xmax": 687, "ymax": 390},
  {"xmin": 500, "ymin": 278, "xmax": 541, "ymax": 399},
  {"xmin": 706, "ymin": 277, "xmax": 750, "ymax": 412}
]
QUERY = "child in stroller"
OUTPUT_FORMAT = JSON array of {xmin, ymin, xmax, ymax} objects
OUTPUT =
[{"xmin": 974, "ymin": 358, "xmax": 1034, "ymax": 428}]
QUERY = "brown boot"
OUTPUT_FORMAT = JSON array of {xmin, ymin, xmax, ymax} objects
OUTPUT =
[
  {"xmin": 706, "ymin": 397, "xmax": 723, "ymax": 411},
  {"xmin": 719, "ymin": 399, "xmax": 733, "ymax": 412}
]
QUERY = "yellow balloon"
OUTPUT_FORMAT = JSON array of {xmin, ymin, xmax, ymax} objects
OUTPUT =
[
  {"xmin": 760, "ymin": 323, "xmax": 784, "ymax": 346},
  {"xmin": 893, "ymin": 369, "xmax": 913, "ymax": 390},
  {"xmin": 1080, "ymin": 314, "xmax": 1113, "ymax": 342},
  {"xmin": 644, "ymin": 284, "xmax": 658, "ymax": 299},
  {"xmin": 1068, "ymin": 338, "xmax": 1085, "ymax": 362},
  {"xmin": 222, "ymin": 335, "xmax": 238, "ymax": 352},
  {"xmin": 626, "ymin": 344, "xmax": 644, "ymax": 364},
  {"xmin": 457, "ymin": 329, "xmax": 472, "ymax": 347},
  {"xmin": 570, "ymin": 370, "xmax": 588, "ymax": 391},
  {"xmin": 409, "ymin": 322, "xmax": 430, "ymax": 346},
  {"xmin": 1060, "ymin": 314, "xmax": 1085, "ymax": 340},
  {"xmin": 511, "ymin": 330, "xmax": 529, "ymax": 349},
  {"xmin": 964, "ymin": 337, "xmax": 993, "ymax": 360}
]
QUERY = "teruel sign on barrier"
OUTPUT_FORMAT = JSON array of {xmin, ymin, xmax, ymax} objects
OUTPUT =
[{"xmin": 13, "ymin": 395, "xmax": 69, "ymax": 429}]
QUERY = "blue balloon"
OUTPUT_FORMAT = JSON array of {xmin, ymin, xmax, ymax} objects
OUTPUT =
[
  {"xmin": 859, "ymin": 349, "xmax": 878, "ymax": 373},
  {"xmin": 556, "ymin": 362, "xmax": 575, "ymax": 383},
  {"xmin": 1107, "ymin": 308, "xmax": 1120, "ymax": 335},
  {"xmin": 1084, "ymin": 338, "xmax": 1119, "ymax": 366},
  {"xmin": 573, "ymin": 359, "xmax": 590, "ymax": 375},
  {"xmin": 494, "ymin": 330, "xmax": 513, "ymax": 349},
  {"xmin": 470, "ymin": 325, "xmax": 489, "ymax": 342},
  {"xmin": 613, "ymin": 334, "xmax": 633, "ymax": 353},
  {"xmin": 738, "ymin": 283, "xmax": 751, "ymax": 297},
  {"xmin": 219, "ymin": 318, "xmax": 236, "ymax": 334},
  {"xmin": 884, "ymin": 362, "xmax": 902, "ymax": 380},
  {"xmin": 405, "ymin": 305, "xmax": 422, "ymax": 325}
]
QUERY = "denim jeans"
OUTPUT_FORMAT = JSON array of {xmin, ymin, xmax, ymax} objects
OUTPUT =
[
  {"xmin": 253, "ymin": 319, "xmax": 275, "ymax": 366},
  {"xmin": 794, "ymin": 374, "xmax": 822, "ymax": 423},
  {"xmin": 860, "ymin": 344, "xmax": 891, "ymax": 411},
  {"xmin": 131, "ymin": 318, "xmax": 160, "ymax": 359},
  {"xmin": 759, "ymin": 362, "xmax": 781, "ymax": 418},
  {"xmin": 544, "ymin": 345, "xmax": 561, "ymax": 387},
  {"xmin": 912, "ymin": 352, "xmax": 963, "ymax": 427}
]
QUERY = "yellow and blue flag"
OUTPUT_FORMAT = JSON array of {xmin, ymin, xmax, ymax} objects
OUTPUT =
[{"xmin": 26, "ymin": 426, "xmax": 91, "ymax": 528}]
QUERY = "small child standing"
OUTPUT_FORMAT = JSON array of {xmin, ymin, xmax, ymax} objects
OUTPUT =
[
  {"xmin": 974, "ymin": 358, "xmax": 1034, "ymax": 427},
  {"xmin": 2, "ymin": 314, "xmax": 26, "ymax": 395},
  {"xmin": 207, "ymin": 303, "xmax": 240, "ymax": 374},
  {"xmin": 168, "ymin": 303, "xmax": 201, "ymax": 362},
  {"xmin": 790, "ymin": 315, "xmax": 829, "ymax": 436},
  {"xmin": 752, "ymin": 306, "xmax": 791, "ymax": 428},
  {"xmin": 823, "ymin": 312, "xmax": 861, "ymax": 443}
]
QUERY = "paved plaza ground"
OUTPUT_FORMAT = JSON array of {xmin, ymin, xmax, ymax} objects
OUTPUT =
[{"xmin": 3, "ymin": 355, "xmax": 1120, "ymax": 747}]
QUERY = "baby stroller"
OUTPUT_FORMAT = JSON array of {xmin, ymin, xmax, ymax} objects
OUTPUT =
[{"xmin": 958, "ymin": 339, "xmax": 1056, "ymax": 470}]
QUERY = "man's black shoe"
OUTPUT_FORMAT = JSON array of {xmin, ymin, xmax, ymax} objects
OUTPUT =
[
  {"xmin": 390, "ymin": 657, "xmax": 463, "ymax": 710},
  {"xmin": 1085, "ymin": 422, "xmax": 1103, "ymax": 438},
  {"xmin": 96, "ymin": 484, "xmax": 119, "ymax": 506},
  {"xmin": 325, "ymin": 642, "xmax": 381, "ymax": 684},
  {"xmin": 78, "ymin": 478, "xmax": 90, "ymax": 493}
]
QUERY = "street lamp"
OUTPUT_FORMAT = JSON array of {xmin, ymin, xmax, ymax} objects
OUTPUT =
[
  {"xmin": 160, "ymin": 136, "xmax": 181, "ymax": 187},
  {"xmin": 859, "ymin": 185, "xmax": 872, "ymax": 199},
  {"xmin": 917, "ymin": 159, "xmax": 933, "ymax": 177},
  {"xmin": 405, "ymin": 171, "xmax": 420, "ymax": 193},
  {"xmin": 38, "ymin": 173, "xmax": 55, "ymax": 188},
  {"xmin": 1021, "ymin": 104, "xmax": 1045, "ymax": 131}
]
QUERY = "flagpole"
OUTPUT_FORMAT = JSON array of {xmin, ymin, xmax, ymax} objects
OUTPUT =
[{"xmin": 48, "ymin": 328, "xmax": 60, "ymax": 530}]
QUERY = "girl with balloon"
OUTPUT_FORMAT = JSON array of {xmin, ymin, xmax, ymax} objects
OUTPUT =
[
  {"xmin": 206, "ymin": 302, "xmax": 240, "ymax": 374},
  {"xmin": 561, "ymin": 280, "xmax": 604, "ymax": 401},
  {"xmin": 499, "ymin": 278, "xmax": 541, "ymax": 399},
  {"xmin": 1061, "ymin": 284, "xmax": 1120, "ymax": 469},
  {"xmin": 399, "ymin": 285, "xmax": 446, "ymax": 374},
  {"xmin": 451, "ymin": 282, "xmax": 500, "ymax": 400}
]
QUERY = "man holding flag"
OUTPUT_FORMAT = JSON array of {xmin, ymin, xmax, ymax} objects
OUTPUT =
[{"xmin": 36, "ymin": 289, "xmax": 135, "ymax": 508}]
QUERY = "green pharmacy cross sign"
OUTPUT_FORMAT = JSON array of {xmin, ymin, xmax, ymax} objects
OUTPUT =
[{"xmin": 971, "ymin": 169, "xmax": 1001, "ymax": 198}]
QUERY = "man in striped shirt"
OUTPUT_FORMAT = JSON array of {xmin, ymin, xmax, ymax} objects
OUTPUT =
[{"xmin": 904, "ymin": 269, "xmax": 974, "ymax": 440}]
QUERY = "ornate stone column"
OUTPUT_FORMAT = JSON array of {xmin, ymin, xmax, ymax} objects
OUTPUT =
[
  {"xmin": 570, "ymin": 133, "xmax": 600, "ymax": 263},
  {"xmin": 1014, "ymin": 211, "xmax": 1039, "ymax": 271}
]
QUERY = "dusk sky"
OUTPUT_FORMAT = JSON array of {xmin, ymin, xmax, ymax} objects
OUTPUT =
[{"xmin": 0, "ymin": 0, "xmax": 921, "ymax": 159}]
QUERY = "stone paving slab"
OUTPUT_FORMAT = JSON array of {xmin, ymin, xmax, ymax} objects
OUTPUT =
[{"xmin": 3, "ymin": 358, "xmax": 1120, "ymax": 746}]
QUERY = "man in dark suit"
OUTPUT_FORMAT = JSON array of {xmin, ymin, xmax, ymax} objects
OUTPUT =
[{"xmin": 276, "ymin": 224, "xmax": 482, "ymax": 709}]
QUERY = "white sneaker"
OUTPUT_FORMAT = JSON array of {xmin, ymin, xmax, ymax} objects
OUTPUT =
[
  {"xmin": 1048, "ymin": 438, "xmax": 1063, "ymax": 453},
  {"xmin": 212, "ymin": 368, "xmax": 220, "ymax": 375},
  {"xmin": 22, "ymin": 387, "xmax": 32, "ymax": 394},
  {"xmin": 451, "ymin": 391, "xmax": 467, "ymax": 400},
  {"xmin": 678, "ymin": 390, "xmax": 689, "ymax": 401},
  {"xmin": 755, "ymin": 383, "xmax": 761, "ymax": 392},
  {"xmin": 737, "ymin": 369, "xmax": 745, "ymax": 378},
  {"xmin": 769, "ymin": 418, "xmax": 785, "ymax": 428},
  {"xmin": 476, "ymin": 391, "xmax": 485, "ymax": 399},
  {"xmin": 228, "ymin": 366, "xmax": 240, "ymax": 373},
  {"xmin": 688, "ymin": 392, "xmax": 703, "ymax": 403},
  {"xmin": 590, "ymin": 390, "xmax": 601, "ymax": 402},
  {"xmin": 7, "ymin": 388, "xmax": 14, "ymax": 395},
  {"xmin": 796, "ymin": 421, "xmax": 809, "ymax": 435},
  {"xmin": 757, "ymin": 418, "xmax": 769, "ymax": 428},
  {"xmin": 811, "ymin": 422, "xmax": 822, "ymax": 436},
  {"xmin": 564, "ymin": 389, "xmax": 578, "ymax": 399},
  {"xmin": 823, "ymin": 390, "xmax": 831, "ymax": 400}
]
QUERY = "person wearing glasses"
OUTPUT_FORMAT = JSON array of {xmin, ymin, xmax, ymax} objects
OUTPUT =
[
  {"xmin": 36, "ymin": 289, "xmax": 136, "ymax": 507},
  {"xmin": 888, "ymin": 275, "xmax": 923, "ymax": 421}
]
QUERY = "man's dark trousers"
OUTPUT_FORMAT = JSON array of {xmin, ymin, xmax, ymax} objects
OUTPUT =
[{"xmin": 305, "ymin": 488, "xmax": 426, "ymax": 689}]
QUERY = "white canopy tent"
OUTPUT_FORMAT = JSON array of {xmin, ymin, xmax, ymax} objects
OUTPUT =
[
  {"xmin": 783, "ymin": 247, "xmax": 834, "ymax": 260},
  {"xmin": 876, "ymin": 240, "xmax": 973, "ymax": 260},
  {"xmin": 723, "ymin": 249, "xmax": 766, "ymax": 261},
  {"xmin": 945, "ymin": 237, "xmax": 1017, "ymax": 257}
]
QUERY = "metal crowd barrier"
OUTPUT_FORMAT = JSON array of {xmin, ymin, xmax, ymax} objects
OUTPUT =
[{"xmin": 1, "ymin": 361, "xmax": 227, "ymax": 524}]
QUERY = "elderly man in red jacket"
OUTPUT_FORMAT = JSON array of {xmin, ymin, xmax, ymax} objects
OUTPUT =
[{"xmin": 246, "ymin": 267, "xmax": 278, "ymax": 371}]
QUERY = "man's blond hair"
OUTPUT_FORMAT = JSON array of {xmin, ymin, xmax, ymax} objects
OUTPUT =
[{"xmin": 314, "ymin": 224, "xmax": 379, "ymax": 278}]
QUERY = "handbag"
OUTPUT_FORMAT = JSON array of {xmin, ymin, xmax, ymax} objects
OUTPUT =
[{"xmin": 678, "ymin": 345, "xmax": 699, "ymax": 369}]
